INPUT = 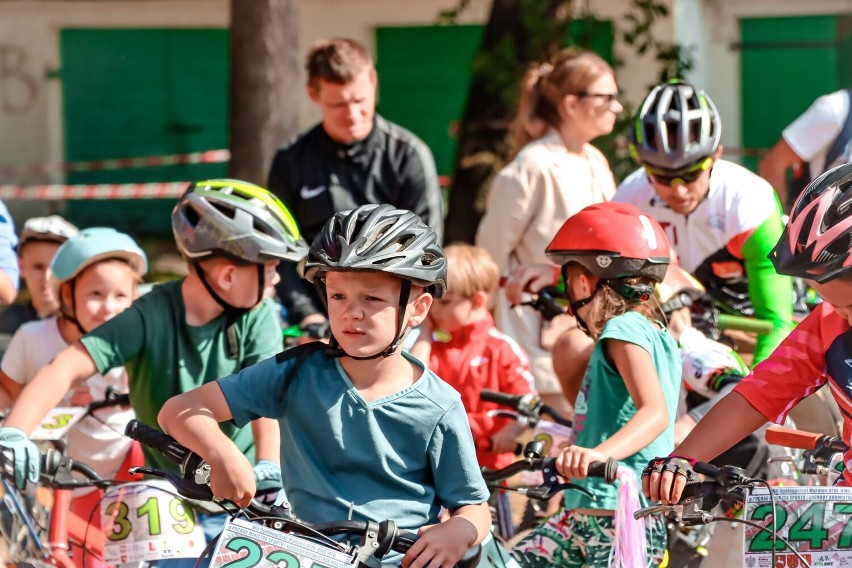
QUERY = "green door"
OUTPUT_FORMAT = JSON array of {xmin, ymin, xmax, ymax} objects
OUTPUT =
[
  {"xmin": 376, "ymin": 19, "xmax": 613, "ymax": 177},
  {"xmin": 740, "ymin": 15, "xmax": 851, "ymax": 172},
  {"xmin": 60, "ymin": 29, "xmax": 230, "ymax": 235}
]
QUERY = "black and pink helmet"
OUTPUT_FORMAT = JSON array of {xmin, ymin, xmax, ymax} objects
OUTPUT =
[{"xmin": 771, "ymin": 163, "xmax": 852, "ymax": 283}]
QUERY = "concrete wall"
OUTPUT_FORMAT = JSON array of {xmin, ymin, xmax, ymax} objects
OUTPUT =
[
  {"xmin": 0, "ymin": 1, "xmax": 229, "ymax": 185},
  {"xmin": 0, "ymin": 0, "xmax": 674, "ymax": 194},
  {"xmin": 1, "ymin": 0, "xmax": 848, "ymax": 187}
]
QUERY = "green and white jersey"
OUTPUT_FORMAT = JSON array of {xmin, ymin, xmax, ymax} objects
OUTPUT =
[{"xmin": 614, "ymin": 159, "xmax": 793, "ymax": 364}]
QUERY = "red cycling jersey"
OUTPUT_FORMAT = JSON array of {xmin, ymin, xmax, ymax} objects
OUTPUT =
[
  {"xmin": 734, "ymin": 301, "xmax": 852, "ymax": 483},
  {"xmin": 429, "ymin": 313, "xmax": 536, "ymax": 469}
]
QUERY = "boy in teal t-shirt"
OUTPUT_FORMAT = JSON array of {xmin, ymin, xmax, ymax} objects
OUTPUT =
[{"xmin": 159, "ymin": 204, "xmax": 491, "ymax": 567}]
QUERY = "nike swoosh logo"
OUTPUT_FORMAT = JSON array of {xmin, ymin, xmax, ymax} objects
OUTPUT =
[{"xmin": 300, "ymin": 185, "xmax": 327, "ymax": 199}]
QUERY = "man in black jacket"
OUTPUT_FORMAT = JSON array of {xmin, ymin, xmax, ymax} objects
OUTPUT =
[{"xmin": 268, "ymin": 37, "xmax": 443, "ymax": 329}]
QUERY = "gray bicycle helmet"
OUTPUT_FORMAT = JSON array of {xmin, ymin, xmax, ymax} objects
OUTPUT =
[
  {"xmin": 305, "ymin": 204, "xmax": 447, "ymax": 298},
  {"xmin": 172, "ymin": 179, "xmax": 308, "ymax": 265},
  {"xmin": 630, "ymin": 80, "xmax": 722, "ymax": 173}
]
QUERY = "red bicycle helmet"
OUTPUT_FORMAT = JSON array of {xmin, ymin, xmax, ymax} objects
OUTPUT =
[
  {"xmin": 546, "ymin": 202, "xmax": 671, "ymax": 283},
  {"xmin": 771, "ymin": 163, "xmax": 852, "ymax": 284}
]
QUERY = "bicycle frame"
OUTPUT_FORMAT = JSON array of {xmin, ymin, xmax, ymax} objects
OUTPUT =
[{"xmin": 48, "ymin": 487, "xmax": 104, "ymax": 568}]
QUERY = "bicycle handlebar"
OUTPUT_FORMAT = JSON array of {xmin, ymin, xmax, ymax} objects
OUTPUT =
[
  {"xmin": 480, "ymin": 390, "xmax": 572, "ymax": 428},
  {"xmin": 764, "ymin": 425, "xmax": 848, "ymax": 454},
  {"xmin": 124, "ymin": 420, "xmax": 431, "ymax": 562},
  {"xmin": 716, "ymin": 314, "xmax": 774, "ymax": 335}
]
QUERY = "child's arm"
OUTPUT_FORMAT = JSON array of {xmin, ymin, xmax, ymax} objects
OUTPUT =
[
  {"xmin": 0, "ymin": 370, "xmax": 21, "ymax": 405},
  {"xmin": 158, "ymin": 382, "xmax": 256, "ymax": 507},
  {"xmin": 251, "ymin": 418, "xmax": 280, "ymax": 465},
  {"xmin": 2, "ymin": 343, "xmax": 96, "ymax": 433},
  {"xmin": 403, "ymin": 502, "xmax": 491, "ymax": 568},
  {"xmin": 645, "ymin": 391, "xmax": 767, "ymax": 504},
  {"xmin": 558, "ymin": 339, "xmax": 670, "ymax": 480}
]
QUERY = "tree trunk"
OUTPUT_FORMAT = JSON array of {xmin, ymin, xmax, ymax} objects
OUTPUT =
[
  {"xmin": 444, "ymin": 0, "xmax": 573, "ymax": 244},
  {"xmin": 228, "ymin": 0, "xmax": 300, "ymax": 185}
]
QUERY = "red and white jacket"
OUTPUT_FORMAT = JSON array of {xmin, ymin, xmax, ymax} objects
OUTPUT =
[{"xmin": 429, "ymin": 314, "xmax": 536, "ymax": 469}]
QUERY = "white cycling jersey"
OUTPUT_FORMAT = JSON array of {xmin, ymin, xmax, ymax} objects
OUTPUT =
[
  {"xmin": 615, "ymin": 160, "xmax": 776, "ymax": 277},
  {"xmin": 615, "ymin": 159, "xmax": 792, "ymax": 363}
]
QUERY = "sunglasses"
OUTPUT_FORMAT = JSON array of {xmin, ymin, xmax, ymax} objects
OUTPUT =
[
  {"xmin": 645, "ymin": 156, "xmax": 714, "ymax": 187},
  {"xmin": 577, "ymin": 91, "xmax": 620, "ymax": 104}
]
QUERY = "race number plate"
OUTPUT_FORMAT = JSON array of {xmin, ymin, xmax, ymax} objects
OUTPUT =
[
  {"xmin": 210, "ymin": 517, "xmax": 357, "ymax": 568},
  {"xmin": 101, "ymin": 480, "xmax": 206, "ymax": 564},
  {"xmin": 30, "ymin": 406, "xmax": 87, "ymax": 441},
  {"xmin": 744, "ymin": 486, "xmax": 852, "ymax": 567}
]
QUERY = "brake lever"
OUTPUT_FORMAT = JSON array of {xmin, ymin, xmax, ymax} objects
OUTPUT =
[
  {"xmin": 519, "ymin": 481, "xmax": 595, "ymax": 501},
  {"xmin": 129, "ymin": 466, "xmax": 216, "ymax": 501},
  {"xmin": 634, "ymin": 504, "xmax": 678, "ymax": 520}
]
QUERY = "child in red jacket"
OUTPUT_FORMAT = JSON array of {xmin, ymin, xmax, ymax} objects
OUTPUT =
[{"xmin": 414, "ymin": 243, "xmax": 536, "ymax": 469}]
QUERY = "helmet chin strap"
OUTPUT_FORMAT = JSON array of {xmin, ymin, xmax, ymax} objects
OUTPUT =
[
  {"xmin": 194, "ymin": 261, "xmax": 265, "ymax": 358},
  {"xmin": 60, "ymin": 280, "xmax": 88, "ymax": 336},
  {"xmin": 322, "ymin": 279, "xmax": 413, "ymax": 361}
]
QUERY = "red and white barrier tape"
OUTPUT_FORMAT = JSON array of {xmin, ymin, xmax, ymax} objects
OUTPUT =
[
  {"xmin": 0, "ymin": 150, "xmax": 230, "ymax": 178},
  {"xmin": 0, "ymin": 182, "xmax": 188, "ymax": 201}
]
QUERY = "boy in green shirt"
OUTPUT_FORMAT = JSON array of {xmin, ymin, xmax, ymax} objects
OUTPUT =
[{"xmin": 0, "ymin": 180, "xmax": 308, "ymax": 563}]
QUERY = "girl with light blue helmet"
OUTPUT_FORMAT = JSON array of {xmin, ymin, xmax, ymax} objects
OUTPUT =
[{"xmin": 0, "ymin": 227, "xmax": 147, "ymax": 568}]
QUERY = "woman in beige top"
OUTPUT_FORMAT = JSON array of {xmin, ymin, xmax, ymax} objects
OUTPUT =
[{"xmin": 476, "ymin": 49, "xmax": 621, "ymax": 418}]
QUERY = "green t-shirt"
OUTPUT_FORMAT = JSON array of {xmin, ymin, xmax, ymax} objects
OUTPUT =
[
  {"xmin": 80, "ymin": 279, "xmax": 282, "ymax": 472},
  {"xmin": 564, "ymin": 311, "xmax": 681, "ymax": 511}
]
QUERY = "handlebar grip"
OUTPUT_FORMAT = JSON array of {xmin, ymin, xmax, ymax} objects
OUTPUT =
[
  {"xmin": 480, "ymin": 389, "xmax": 523, "ymax": 410},
  {"xmin": 716, "ymin": 314, "xmax": 774, "ymax": 335},
  {"xmin": 392, "ymin": 529, "xmax": 418, "ymax": 553},
  {"xmin": 765, "ymin": 425, "xmax": 848, "ymax": 452},
  {"xmin": 124, "ymin": 420, "xmax": 190, "ymax": 465},
  {"xmin": 587, "ymin": 458, "xmax": 618, "ymax": 483}
]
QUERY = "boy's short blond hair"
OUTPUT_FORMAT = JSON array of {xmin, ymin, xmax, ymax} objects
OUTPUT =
[{"xmin": 445, "ymin": 244, "xmax": 500, "ymax": 298}]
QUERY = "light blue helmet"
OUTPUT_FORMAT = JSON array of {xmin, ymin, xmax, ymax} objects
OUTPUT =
[{"xmin": 51, "ymin": 228, "xmax": 148, "ymax": 283}]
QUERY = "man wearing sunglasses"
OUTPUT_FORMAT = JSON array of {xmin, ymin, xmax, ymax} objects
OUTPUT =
[{"xmin": 613, "ymin": 80, "xmax": 793, "ymax": 366}]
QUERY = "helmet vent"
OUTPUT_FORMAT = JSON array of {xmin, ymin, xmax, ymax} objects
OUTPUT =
[
  {"xmin": 688, "ymin": 121, "xmax": 701, "ymax": 145},
  {"xmin": 211, "ymin": 202, "xmax": 236, "ymax": 220},
  {"xmin": 183, "ymin": 203, "xmax": 200, "ymax": 228},
  {"xmin": 252, "ymin": 217, "xmax": 274, "ymax": 238}
]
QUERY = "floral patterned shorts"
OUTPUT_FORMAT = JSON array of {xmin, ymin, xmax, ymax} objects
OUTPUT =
[{"xmin": 511, "ymin": 509, "xmax": 667, "ymax": 568}]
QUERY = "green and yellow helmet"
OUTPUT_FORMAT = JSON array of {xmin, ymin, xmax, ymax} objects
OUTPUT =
[{"xmin": 172, "ymin": 179, "xmax": 308, "ymax": 264}]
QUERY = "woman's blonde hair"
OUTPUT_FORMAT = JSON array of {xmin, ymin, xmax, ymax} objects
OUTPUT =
[
  {"xmin": 565, "ymin": 262, "xmax": 665, "ymax": 340},
  {"xmin": 445, "ymin": 243, "xmax": 500, "ymax": 298},
  {"xmin": 509, "ymin": 48, "xmax": 614, "ymax": 157}
]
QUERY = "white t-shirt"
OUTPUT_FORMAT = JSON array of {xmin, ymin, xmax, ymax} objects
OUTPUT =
[
  {"xmin": 783, "ymin": 89, "xmax": 852, "ymax": 178},
  {"xmin": 1, "ymin": 317, "xmax": 134, "ymax": 484}
]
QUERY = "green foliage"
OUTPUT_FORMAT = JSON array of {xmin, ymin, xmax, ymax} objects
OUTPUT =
[
  {"xmin": 620, "ymin": 0, "xmax": 695, "ymax": 85},
  {"xmin": 605, "ymin": 0, "xmax": 696, "ymax": 180}
]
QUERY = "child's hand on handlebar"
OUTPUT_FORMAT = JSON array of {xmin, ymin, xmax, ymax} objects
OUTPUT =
[
  {"xmin": 404, "ymin": 516, "xmax": 478, "ymax": 568},
  {"xmin": 641, "ymin": 456, "xmax": 697, "ymax": 505},
  {"xmin": 557, "ymin": 445, "xmax": 608, "ymax": 481},
  {"xmin": 208, "ymin": 446, "xmax": 256, "ymax": 507},
  {"xmin": 503, "ymin": 263, "xmax": 559, "ymax": 305}
]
